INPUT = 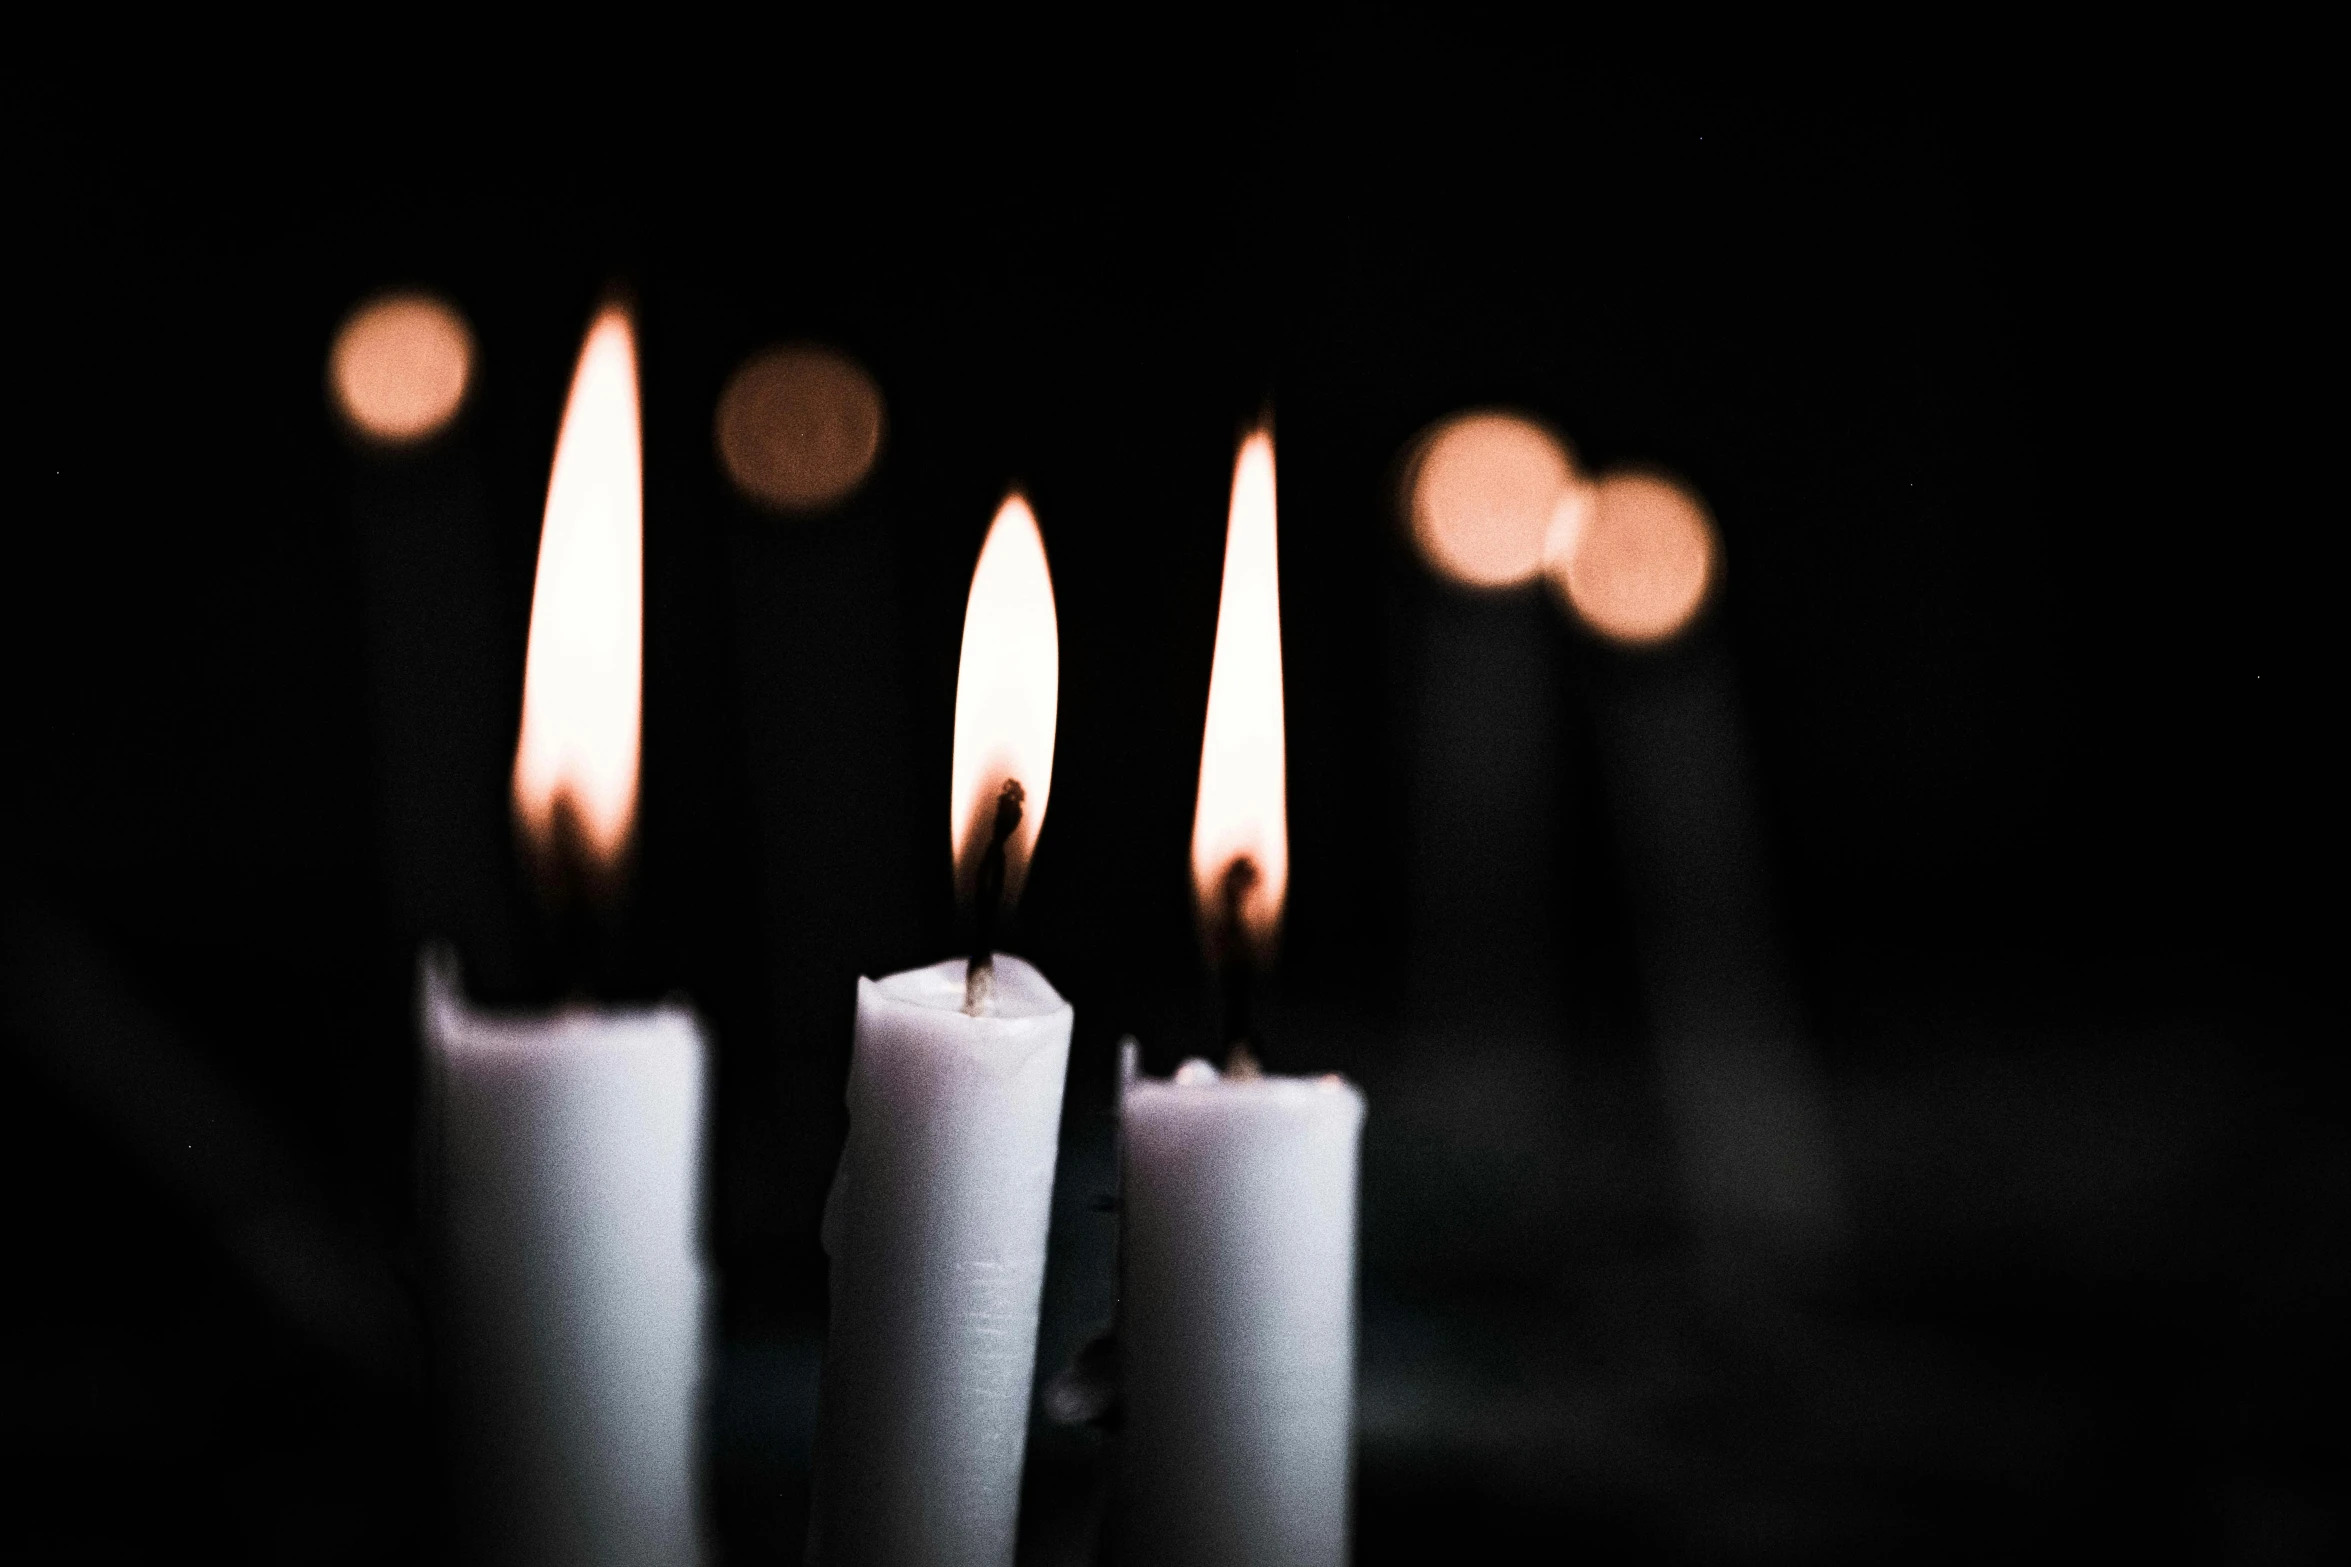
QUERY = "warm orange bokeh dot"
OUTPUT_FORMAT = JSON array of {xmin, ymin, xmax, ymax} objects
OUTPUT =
[
  {"xmin": 1405, "ymin": 411, "xmax": 1578, "ymax": 588},
  {"xmin": 330, "ymin": 292, "xmax": 473, "ymax": 444},
  {"xmin": 1553, "ymin": 471, "xmax": 1717, "ymax": 645},
  {"xmin": 715, "ymin": 345, "xmax": 885, "ymax": 512}
]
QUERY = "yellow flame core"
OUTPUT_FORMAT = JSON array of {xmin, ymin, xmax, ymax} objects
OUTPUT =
[
  {"xmin": 512, "ymin": 306, "xmax": 644, "ymax": 871},
  {"xmin": 1191, "ymin": 429, "xmax": 1288, "ymax": 950},
  {"xmin": 950, "ymin": 493, "xmax": 1059, "ymax": 901}
]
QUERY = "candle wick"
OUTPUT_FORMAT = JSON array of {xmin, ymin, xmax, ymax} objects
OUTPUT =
[
  {"xmin": 965, "ymin": 778, "xmax": 1026, "ymax": 1015},
  {"xmin": 1217, "ymin": 857, "xmax": 1262, "ymax": 1071},
  {"xmin": 526, "ymin": 791, "xmax": 624, "ymax": 1001}
]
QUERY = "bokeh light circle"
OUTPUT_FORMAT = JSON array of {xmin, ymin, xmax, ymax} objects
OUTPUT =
[
  {"xmin": 715, "ymin": 345, "xmax": 885, "ymax": 512},
  {"xmin": 330, "ymin": 292, "xmax": 474, "ymax": 444},
  {"xmin": 1554, "ymin": 470, "xmax": 1717, "ymax": 645},
  {"xmin": 1405, "ymin": 411, "xmax": 1578, "ymax": 588}
]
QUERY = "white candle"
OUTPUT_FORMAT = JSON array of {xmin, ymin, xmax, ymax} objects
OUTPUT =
[
  {"xmin": 808, "ymin": 493, "xmax": 1070, "ymax": 1567},
  {"xmin": 808, "ymin": 956, "xmax": 1073, "ymax": 1565},
  {"xmin": 422, "ymin": 302, "xmax": 710, "ymax": 1565},
  {"xmin": 1114, "ymin": 427, "xmax": 1364, "ymax": 1567},
  {"xmin": 1117, "ymin": 1059, "xmax": 1363, "ymax": 1567},
  {"xmin": 422, "ymin": 955, "xmax": 707, "ymax": 1567}
]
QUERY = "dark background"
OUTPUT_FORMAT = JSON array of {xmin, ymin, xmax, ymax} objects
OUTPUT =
[{"xmin": 9, "ymin": 36, "xmax": 2338, "ymax": 1565}]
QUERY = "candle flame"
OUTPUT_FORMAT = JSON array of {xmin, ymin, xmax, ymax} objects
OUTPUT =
[
  {"xmin": 511, "ymin": 304, "xmax": 643, "ymax": 874},
  {"xmin": 950, "ymin": 493, "xmax": 1059, "ymax": 902},
  {"xmin": 1191, "ymin": 428, "xmax": 1288, "ymax": 955}
]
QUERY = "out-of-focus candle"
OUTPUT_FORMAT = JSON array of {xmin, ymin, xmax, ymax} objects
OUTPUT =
[
  {"xmin": 333, "ymin": 289, "xmax": 523, "ymax": 990},
  {"xmin": 1549, "ymin": 471, "xmax": 1846, "ymax": 1282},
  {"xmin": 808, "ymin": 494, "xmax": 1073, "ymax": 1567},
  {"xmin": 1400, "ymin": 410, "xmax": 1586, "ymax": 1036},
  {"xmin": 1119, "ymin": 1060, "xmax": 1362, "ymax": 1567},
  {"xmin": 1115, "ymin": 428, "xmax": 1365, "ymax": 1567},
  {"xmin": 421, "ymin": 304, "xmax": 709, "ymax": 1567},
  {"xmin": 422, "ymin": 958, "xmax": 705, "ymax": 1566}
]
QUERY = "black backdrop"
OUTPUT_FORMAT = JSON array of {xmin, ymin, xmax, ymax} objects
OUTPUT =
[{"xmin": 9, "ymin": 35, "xmax": 2337, "ymax": 1565}]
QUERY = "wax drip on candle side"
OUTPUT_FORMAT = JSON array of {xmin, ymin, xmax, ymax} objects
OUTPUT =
[
  {"xmin": 1216, "ymin": 858, "xmax": 1265, "ymax": 1077},
  {"xmin": 964, "ymin": 778, "xmax": 1026, "ymax": 1015}
]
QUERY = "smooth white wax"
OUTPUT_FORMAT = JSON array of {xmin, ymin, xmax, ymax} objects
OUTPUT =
[
  {"xmin": 420, "ymin": 953, "xmax": 708, "ymax": 1567},
  {"xmin": 1116, "ymin": 1061, "xmax": 1365, "ymax": 1567},
  {"xmin": 808, "ymin": 955, "xmax": 1074, "ymax": 1567}
]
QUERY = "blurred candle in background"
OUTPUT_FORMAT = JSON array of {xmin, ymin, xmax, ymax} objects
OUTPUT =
[
  {"xmin": 712, "ymin": 341, "xmax": 921, "ymax": 1307},
  {"xmin": 1375, "ymin": 411, "xmax": 1592, "ymax": 1286},
  {"xmin": 421, "ymin": 304, "xmax": 710, "ymax": 1567},
  {"xmin": 807, "ymin": 494, "xmax": 1074, "ymax": 1567},
  {"xmin": 335, "ymin": 291, "xmax": 525, "ymax": 993},
  {"xmin": 1117, "ymin": 428, "xmax": 1365, "ymax": 1567},
  {"xmin": 1550, "ymin": 470, "xmax": 1847, "ymax": 1285},
  {"xmin": 1400, "ymin": 411, "xmax": 1584, "ymax": 1038}
]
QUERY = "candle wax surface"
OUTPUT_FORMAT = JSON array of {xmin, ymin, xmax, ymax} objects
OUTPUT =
[
  {"xmin": 868, "ymin": 953, "xmax": 1069, "ymax": 1022},
  {"xmin": 1117, "ymin": 1059, "xmax": 1365, "ymax": 1567},
  {"xmin": 808, "ymin": 954, "xmax": 1073, "ymax": 1567},
  {"xmin": 421, "ymin": 953, "xmax": 708, "ymax": 1567}
]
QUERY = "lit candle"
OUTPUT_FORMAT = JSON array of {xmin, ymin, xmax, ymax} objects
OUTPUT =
[
  {"xmin": 807, "ymin": 494, "xmax": 1074, "ymax": 1567},
  {"xmin": 1115, "ymin": 428, "xmax": 1365, "ymax": 1567},
  {"xmin": 420, "ymin": 303, "xmax": 709, "ymax": 1567}
]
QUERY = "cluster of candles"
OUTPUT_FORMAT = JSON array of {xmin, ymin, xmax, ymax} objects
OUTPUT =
[{"xmin": 335, "ymin": 291, "xmax": 1718, "ymax": 1567}]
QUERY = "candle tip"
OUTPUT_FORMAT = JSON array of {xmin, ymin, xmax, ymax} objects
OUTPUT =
[
  {"xmin": 963, "ymin": 778, "xmax": 1026, "ymax": 1013},
  {"xmin": 962, "ymin": 958, "xmax": 997, "ymax": 1017}
]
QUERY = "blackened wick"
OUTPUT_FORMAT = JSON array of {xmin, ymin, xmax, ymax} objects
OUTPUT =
[
  {"xmin": 531, "ymin": 793, "xmax": 625, "ymax": 1002},
  {"xmin": 965, "ymin": 778, "xmax": 1026, "ymax": 1013},
  {"xmin": 1218, "ymin": 857, "xmax": 1263, "ymax": 1076}
]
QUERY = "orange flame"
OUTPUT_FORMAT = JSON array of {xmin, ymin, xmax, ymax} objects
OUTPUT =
[
  {"xmin": 1190, "ymin": 428, "xmax": 1288, "ymax": 953},
  {"xmin": 950, "ymin": 493, "xmax": 1059, "ymax": 901},
  {"xmin": 511, "ymin": 304, "xmax": 643, "ymax": 873}
]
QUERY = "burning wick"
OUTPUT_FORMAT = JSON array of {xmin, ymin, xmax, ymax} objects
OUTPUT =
[
  {"xmin": 964, "ymin": 778, "xmax": 1027, "ymax": 1015},
  {"xmin": 1216, "ymin": 858, "xmax": 1264, "ymax": 1078},
  {"xmin": 521, "ymin": 794, "xmax": 628, "ymax": 999},
  {"xmin": 528, "ymin": 795, "xmax": 624, "ymax": 908}
]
